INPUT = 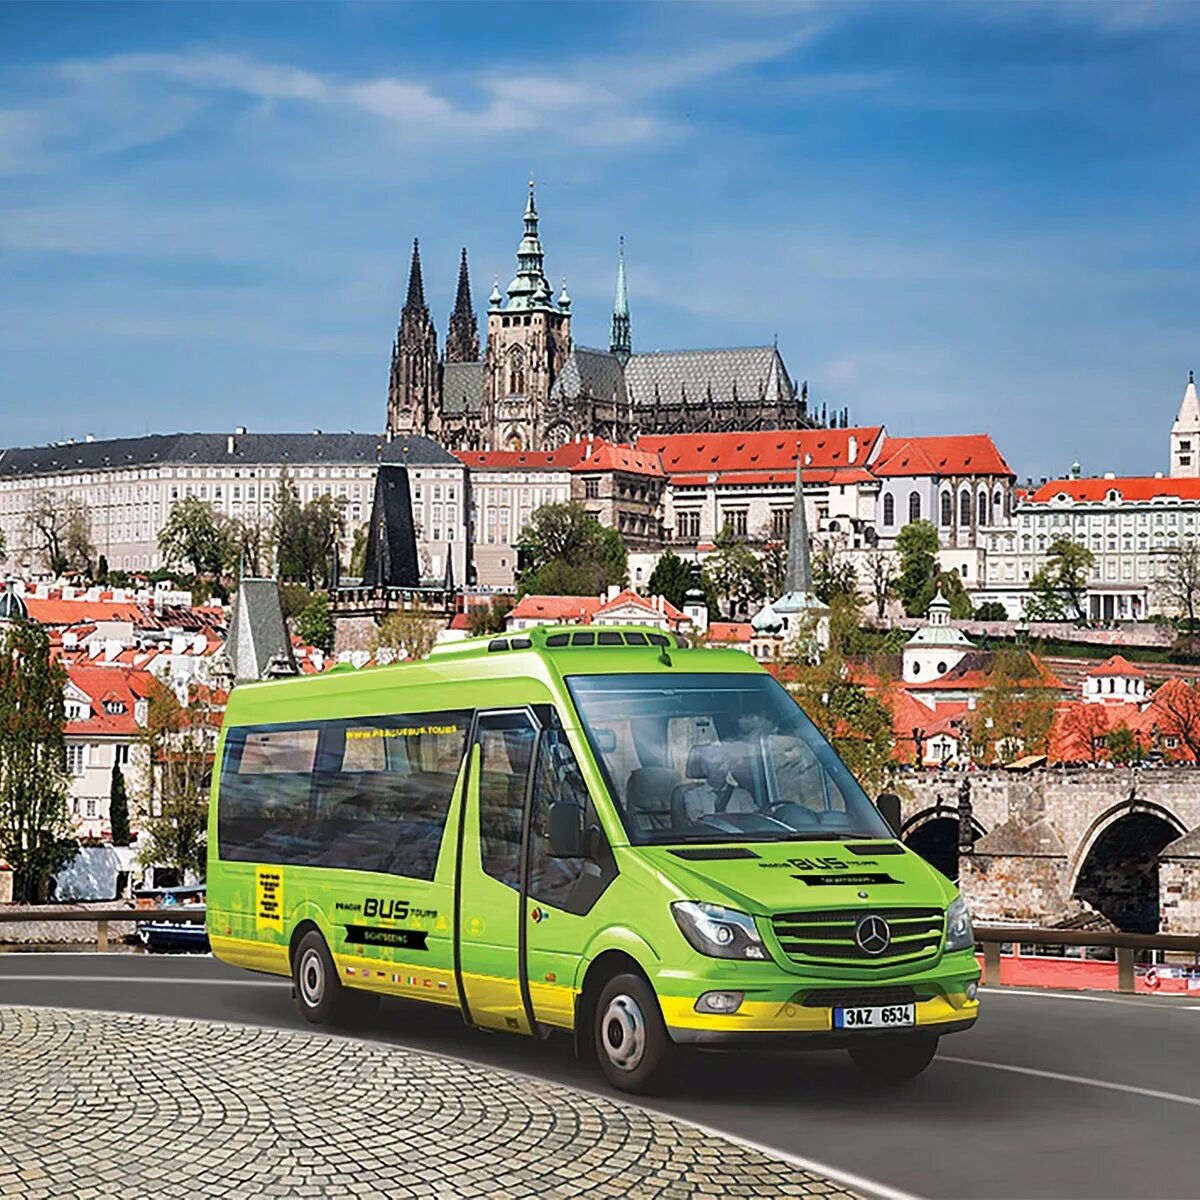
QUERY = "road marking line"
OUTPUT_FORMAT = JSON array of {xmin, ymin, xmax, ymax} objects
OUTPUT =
[
  {"xmin": 983, "ymin": 986, "xmax": 1199, "ymax": 1009},
  {"xmin": 941, "ymin": 1056, "xmax": 1200, "ymax": 1109},
  {"xmin": 0, "ymin": 974, "xmax": 283, "ymax": 987}
]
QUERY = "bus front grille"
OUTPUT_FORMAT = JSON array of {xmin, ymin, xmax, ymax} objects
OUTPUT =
[{"xmin": 770, "ymin": 907, "xmax": 945, "ymax": 969}]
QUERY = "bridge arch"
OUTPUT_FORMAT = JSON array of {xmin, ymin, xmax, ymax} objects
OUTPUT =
[
  {"xmin": 901, "ymin": 805, "xmax": 987, "ymax": 882},
  {"xmin": 1068, "ymin": 799, "xmax": 1187, "ymax": 932}
]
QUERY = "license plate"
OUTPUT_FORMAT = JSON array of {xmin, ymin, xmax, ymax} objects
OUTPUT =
[{"xmin": 833, "ymin": 1003, "xmax": 915, "ymax": 1029}]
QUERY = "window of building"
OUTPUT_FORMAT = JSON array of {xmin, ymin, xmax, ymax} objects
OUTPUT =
[
  {"xmin": 65, "ymin": 744, "xmax": 86, "ymax": 776},
  {"xmin": 116, "ymin": 744, "xmax": 131, "ymax": 767},
  {"xmin": 883, "ymin": 493, "xmax": 896, "ymax": 526},
  {"xmin": 940, "ymin": 490, "xmax": 952, "ymax": 526},
  {"xmin": 909, "ymin": 491, "xmax": 922, "ymax": 523},
  {"xmin": 723, "ymin": 509, "xmax": 749, "ymax": 537},
  {"xmin": 978, "ymin": 491, "xmax": 989, "ymax": 526},
  {"xmin": 677, "ymin": 510, "xmax": 700, "ymax": 540},
  {"xmin": 959, "ymin": 489, "xmax": 971, "ymax": 527},
  {"xmin": 583, "ymin": 477, "xmax": 600, "ymax": 499}
]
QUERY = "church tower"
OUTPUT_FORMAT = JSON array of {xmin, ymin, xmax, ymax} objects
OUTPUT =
[
  {"xmin": 610, "ymin": 237, "xmax": 631, "ymax": 366},
  {"xmin": 387, "ymin": 239, "xmax": 439, "ymax": 438},
  {"xmin": 483, "ymin": 181, "xmax": 572, "ymax": 451},
  {"xmin": 1171, "ymin": 370, "xmax": 1200, "ymax": 478},
  {"xmin": 445, "ymin": 247, "xmax": 480, "ymax": 364}
]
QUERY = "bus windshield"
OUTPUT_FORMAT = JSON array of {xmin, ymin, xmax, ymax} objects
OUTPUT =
[{"xmin": 566, "ymin": 672, "xmax": 892, "ymax": 846}]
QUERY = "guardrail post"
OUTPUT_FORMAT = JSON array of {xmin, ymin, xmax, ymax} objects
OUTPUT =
[
  {"xmin": 983, "ymin": 941, "xmax": 1002, "ymax": 986},
  {"xmin": 96, "ymin": 919, "xmax": 108, "ymax": 953},
  {"xmin": 1117, "ymin": 947, "xmax": 1135, "ymax": 993}
]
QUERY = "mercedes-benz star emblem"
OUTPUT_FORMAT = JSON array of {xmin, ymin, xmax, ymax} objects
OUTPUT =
[{"xmin": 855, "ymin": 914, "xmax": 891, "ymax": 956}]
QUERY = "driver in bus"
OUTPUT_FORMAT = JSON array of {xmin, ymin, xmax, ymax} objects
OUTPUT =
[{"xmin": 678, "ymin": 743, "xmax": 756, "ymax": 824}]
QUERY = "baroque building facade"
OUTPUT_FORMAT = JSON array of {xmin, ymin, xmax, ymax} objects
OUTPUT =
[{"xmin": 386, "ymin": 183, "xmax": 827, "ymax": 453}]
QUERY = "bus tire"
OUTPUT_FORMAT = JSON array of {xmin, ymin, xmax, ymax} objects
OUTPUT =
[
  {"xmin": 848, "ymin": 1033, "xmax": 938, "ymax": 1084},
  {"xmin": 292, "ymin": 930, "xmax": 378, "ymax": 1026},
  {"xmin": 593, "ymin": 972, "xmax": 677, "ymax": 1094}
]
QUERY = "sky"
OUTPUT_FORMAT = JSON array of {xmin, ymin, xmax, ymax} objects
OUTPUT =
[{"xmin": 2, "ymin": 0, "xmax": 1199, "ymax": 481}]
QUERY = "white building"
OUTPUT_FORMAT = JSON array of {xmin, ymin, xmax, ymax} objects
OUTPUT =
[{"xmin": 0, "ymin": 431, "xmax": 469, "ymax": 586}]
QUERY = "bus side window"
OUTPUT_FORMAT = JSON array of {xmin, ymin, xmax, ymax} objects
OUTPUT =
[
  {"xmin": 476, "ymin": 713, "xmax": 537, "ymax": 891},
  {"xmin": 529, "ymin": 727, "xmax": 616, "ymax": 915}
]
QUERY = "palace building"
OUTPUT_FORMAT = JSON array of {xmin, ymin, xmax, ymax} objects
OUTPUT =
[{"xmin": 386, "ymin": 183, "xmax": 827, "ymax": 453}]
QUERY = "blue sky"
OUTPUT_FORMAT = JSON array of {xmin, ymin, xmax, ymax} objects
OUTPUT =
[{"xmin": 2, "ymin": 0, "xmax": 1198, "ymax": 479}]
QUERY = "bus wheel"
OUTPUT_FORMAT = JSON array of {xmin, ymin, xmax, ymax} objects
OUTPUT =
[
  {"xmin": 593, "ymin": 973, "xmax": 677, "ymax": 1094},
  {"xmin": 292, "ymin": 930, "xmax": 379, "ymax": 1026},
  {"xmin": 848, "ymin": 1033, "xmax": 938, "ymax": 1084}
]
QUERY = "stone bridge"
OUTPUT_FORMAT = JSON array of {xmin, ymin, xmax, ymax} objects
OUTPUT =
[{"xmin": 896, "ymin": 768, "xmax": 1200, "ymax": 933}]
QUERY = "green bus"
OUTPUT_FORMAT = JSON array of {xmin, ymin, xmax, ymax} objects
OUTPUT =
[{"xmin": 207, "ymin": 625, "xmax": 979, "ymax": 1092}]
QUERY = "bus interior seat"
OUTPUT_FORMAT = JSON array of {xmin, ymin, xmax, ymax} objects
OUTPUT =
[
  {"xmin": 625, "ymin": 766, "xmax": 679, "ymax": 833},
  {"xmin": 670, "ymin": 744, "xmax": 757, "ymax": 826}
]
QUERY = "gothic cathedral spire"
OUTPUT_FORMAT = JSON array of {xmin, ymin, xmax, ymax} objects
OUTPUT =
[
  {"xmin": 610, "ymin": 237, "xmax": 631, "ymax": 366},
  {"xmin": 387, "ymin": 238, "xmax": 439, "ymax": 438},
  {"xmin": 445, "ymin": 247, "xmax": 480, "ymax": 364}
]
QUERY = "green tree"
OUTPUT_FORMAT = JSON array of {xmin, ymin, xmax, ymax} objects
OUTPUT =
[
  {"xmin": 466, "ymin": 596, "xmax": 514, "ymax": 636},
  {"xmin": 349, "ymin": 524, "xmax": 369, "ymax": 579},
  {"xmin": 784, "ymin": 596, "xmax": 896, "ymax": 795},
  {"xmin": 371, "ymin": 610, "xmax": 438, "ymax": 662},
  {"xmin": 296, "ymin": 592, "xmax": 334, "ymax": 653},
  {"xmin": 301, "ymin": 494, "xmax": 348, "ymax": 589},
  {"xmin": 812, "ymin": 543, "xmax": 859, "ymax": 606},
  {"xmin": 702, "ymin": 524, "xmax": 765, "ymax": 618},
  {"xmin": 1025, "ymin": 538, "xmax": 1095, "ymax": 622},
  {"xmin": 895, "ymin": 520, "xmax": 940, "ymax": 616},
  {"xmin": 1107, "ymin": 724, "xmax": 1144, "ymax": 765},
  {"xmin": 138, "ymin": 683, "xmax": 213, "ymax": 881},
  {"xmin": 271, "ymin": 470, "xmax": 307, "ymax": 581},
  {"xmin": 0, "ymin": 621, "xmax": 76, "ymax": 901},
  {"xmin": 646, "ymin": 549, "xmax": 693, "ymax": 610},
  {"xmin": 158, "ymin": 498, "xmax": 231, "ymax": 584},
  {"xmin": 937, "ymin": 570, "xmax": 973, "ymax": 619},
  {"xmin": 108, "ymin": 760, "xmax": 131, "ymax": 847},
  {"xmin": 517, "ymin": 503, "xmax": 627, "ymax": 596},
  {"xmin": 868, "ymin": 550, "xmax": 897, "ymax": 621},
  {"xmin": 278, "ymin": 583, "xmax": 314, "ymax": 623},
  {"xmin": 227, "ymin": 516, "xmax": 271, "ymax": 580},
  {"xmin": 968, "ymin": 648, "xmax": 1057, "ymax": 765},
  {"xmin": 974, "ymin": 600, "xmax": 1009, "ymax": 621},
  {"xmin": 24, "ymin": 494, "xmax": 95, "ymax": 578}
]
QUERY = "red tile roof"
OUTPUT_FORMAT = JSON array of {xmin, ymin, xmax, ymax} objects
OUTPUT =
[
  {"xmin": 1088, "ymin": 654, "xmax": 1147, "ymax": 678},
  {"xmin": 594, "ymin": 589, "xmax": 686, "ymax": 625},
  {"xmin": 454, "ymin": 443, "xmax": 591, "ymax": 471},
  {"xmin": 873, "ymin": 435, "xmax": 1014, "ymax": 479},
  {"xmin": 508, "ymin": 595, "xmax": 602, "ymax": 622},
  {"xmin": 573, "ymin": 444, "xmax": 664, "ymax": 477},
  {"xmin": 1027, "ymin": 476, "xmax": 1200, "ymax": 503},
  {"xmin": 65, "ymin": 665, "xmax": 156, "ymax": 737},
  {"xmin": 706, "ymin": 621, "xmax": 753, "ymax": 644},
  {"xmin": 25, "ymin": 597, "xmax": 147, "ymax": 626}
]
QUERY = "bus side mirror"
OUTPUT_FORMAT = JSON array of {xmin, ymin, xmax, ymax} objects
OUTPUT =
[
  {"xmin": 876, "ymin": 793, "xmax": 902, "ymax": 837},
  {"xmin": 548, "ymin": 801, "xmax": 584, "ymax": 857}
]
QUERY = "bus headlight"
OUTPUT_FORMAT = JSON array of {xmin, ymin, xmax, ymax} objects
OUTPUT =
[
  {"xmin": 945, "ymin": 895, "xmax": 975, "ymax": 953},
  {"xmin": 672, "ymin": 902, "xmax": 769, "ymax": 961}
]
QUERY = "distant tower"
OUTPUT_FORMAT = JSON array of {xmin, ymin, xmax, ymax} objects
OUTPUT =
[
  {"xmin": 1171, "ymin": 370, "xmax": 1200, "ymax": 478},
  {"xmin": 387, "ymin": 239, "xmax": 439, "ymax": 438},
  {"xmin": 445, "ymin": 247, "xmax": 480, "ymax": 364},
  {"xmin": 610, "ymin": 237, "xmax": 631, "ymax": 366},
  {"xmin": 483, "ymin": 180, "xmax": 572, "ymax": 451}
]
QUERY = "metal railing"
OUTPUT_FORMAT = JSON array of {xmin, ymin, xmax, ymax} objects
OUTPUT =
[
  {"xmin": 0, "ymin": 906, "xmax": 205, "ymax": 952},
  {"xmin": 975, "ymin": 923, "xmax": 1200, "ymax": 993}
]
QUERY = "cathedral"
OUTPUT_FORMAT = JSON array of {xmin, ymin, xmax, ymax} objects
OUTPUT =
[{"xmin": 386, "ymin": 183, "xmax": 834, "ymax": 453}]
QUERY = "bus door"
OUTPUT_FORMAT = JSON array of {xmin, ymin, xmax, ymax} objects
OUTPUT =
[{"xmin": 456, "ymin": 710, "xmax": 537, "ymax": 1034}]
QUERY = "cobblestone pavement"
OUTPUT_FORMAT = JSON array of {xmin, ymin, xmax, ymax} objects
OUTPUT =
[{"xmin": 0, "ymin": 1007, "xmax": 860, "ymax": 1199}]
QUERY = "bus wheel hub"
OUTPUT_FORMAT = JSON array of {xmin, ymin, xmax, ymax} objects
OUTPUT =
[
  {"xmin": 300, "ymin": 950, "xmax": 324, "ymax": 1005},
  {"xmin": 602, "ymin": 995, "xmax": 645, "ymax": 1071}
]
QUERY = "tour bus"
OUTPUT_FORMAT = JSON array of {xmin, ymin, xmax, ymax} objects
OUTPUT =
[{"xmin": 206, "ymin": 625, "xmax": 979, "ymax": 1092}]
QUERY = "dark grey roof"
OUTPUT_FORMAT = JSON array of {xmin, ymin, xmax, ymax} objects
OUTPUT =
[
  {"xmin": 0, "ymin": 431, "xmax": 459, "ymax": 478},
  {"xmin": 0, "ymin": 587, "xmax": 28, "ymax": 622},
  {"xmin": 225, "ymin": 578, "xmax": 297, "ymax": 684},
  {"xmin": 363, "ymin": 465, "xmax": 419, "ymax": 589},
  {"xmin": 624, "ymin": 346, "xmax": 794, "ymax": 409},
  {"xmin": 551, "ymin": 347, "xmax": 628, "ymax": 405},
  {"xmin": 441, "ymin": 362, "xmax": 485, "ymax": 416}
]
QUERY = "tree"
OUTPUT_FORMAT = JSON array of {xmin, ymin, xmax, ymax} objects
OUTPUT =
[
  {"xmin": 1107, "ymin": 724, "xmax": 1144, "ymax": 766},
  {"xmin": 1057, "ymin": 703, "xmax": 1112, "ymax": 764},
  {"xmin": 1158, "ymin": 543, "xmax": 1200, "ymax": 628},
  {"xmin": 139, "ymin": 682, "xmax": 214, "ymax": 881},
  {"xmin": 159, "ymin": 498, "xmax": 231, "ymax": 583},
  {"xmin": 784, "ymin": 596, "xmax": 895, "ymax": 796},
  {"xmin": 937, "ymin": 569, "xmax": 973, "ymax": 619},
  {"xmin": 1150, "ymin": 678, "xmax": 1200, "ymax": 759},
  {"xmin": 868, "ymin": 550, "xmax": 897, "ymax": 621},
  {"xmin": 974, "ymin": 600, "xmax": 1009, "ymax": 621},
  {"xmin": 0, "ymin": 620, "xmax": 76, "ymax": 901},
  {"xmin": 302, "ymin": 495, "xmax": 348, "ymax": 589},
  {"xmin": 108, "ymin": 760, "xmax": 131, "ymax": 846},
  {"xmin": 227, "ymin": 516, "xmax": 271, "ymax": 580},
  {"xmin": 895, "ymin": 520, "xmax": 940, "ymax": 616},
  {"xmin": 371, "ymin": 610, "xmax": 438, "ymax": 662},
  {"xmin": 517, "ymin": 503, "xmax": 627, "ymax": 597},
  {"xmin": 24, "ymin": 494, "xmax": 95, "ymax": 577},
  {"xmin": 968, "ymin": 649, "xmax": 1058, "ymax": 765},
  {"xmin": 296, "ymin": 592, "xmax": 334, "ymax": 653},
  {"xmin": 757, "ymin": 532, "xmax": 787, "ymax": 599},
  {"xmin": 647, "ymin": 549, "xmax": 693, "ymax": 611},
  {"xmin": 349, "ymin": 524, "xmax": 369, "ymax": 579},
  {"xmin": 702, "ymin": 524, "xmax": 765, "ymax": 618},
  {"xmin": 1025, "ymin": 538, "xmax": 1094, "ymax": 623},
  {"xmin": 272, "ymin": 470, "xmax": 307, "ymax": 581},
  {"xmin": 812, "ymin": 543, "xmax": 859, "ymax": 606},
  {"xmin": 466, "ymin": 596, "xmax": 514, "ymax": 636}
]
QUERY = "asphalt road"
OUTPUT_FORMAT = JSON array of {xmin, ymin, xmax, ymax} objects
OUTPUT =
[{"xmin": 2, "ymin": 954, "xmax": 1199, "ymax": 1200}]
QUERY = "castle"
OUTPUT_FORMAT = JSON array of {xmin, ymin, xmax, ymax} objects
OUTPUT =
[{"xmin": 386, "ymin": 183, "xmax": 835, "ymax": 452}]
